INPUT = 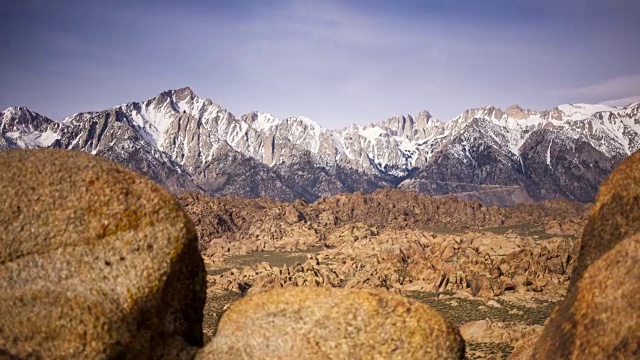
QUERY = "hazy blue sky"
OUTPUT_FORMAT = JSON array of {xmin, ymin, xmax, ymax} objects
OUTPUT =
[{"xmin": 2, "ymin": 0, "xmax": 640, "ymax": 127}]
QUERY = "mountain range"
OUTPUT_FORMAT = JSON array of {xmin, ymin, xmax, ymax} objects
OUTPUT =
[{"xmin": 2, "ymin": 87, "xmax": 639, "ymax": 206}]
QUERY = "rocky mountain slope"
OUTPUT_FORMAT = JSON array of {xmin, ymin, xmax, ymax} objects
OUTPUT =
[{"xmin": 2, "ymin": 88, "xmax": 639, "ymax": 204}]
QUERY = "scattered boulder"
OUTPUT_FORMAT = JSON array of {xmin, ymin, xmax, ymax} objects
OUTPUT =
[
  {"xmin": 471, "ymin": 274, "xmax": 495, "ymax": 298},
  {"xmin": 459, "ymin": 319, "xmax": 512, "ymax": 343},
  {"xmin": 197, "ymin": 287, "xmax": 465, "ymax": 359},
  {"xmin": 0, "ymin": 149, "xmax": 206, "ymax": 359},
  {"xmin": 207, "ymin": 227, "xmax": 574, "ymax": 302},
  {"xmin": 178, "ymin": 188, "xmax": 588, "ymax": 258},
  {"xmin": 544, "ymin": 220, "xmax": 564, "ymax": 235},
  {"xmin": 544, "ymin": 220, "xmax": 583, "ymax": 236}
]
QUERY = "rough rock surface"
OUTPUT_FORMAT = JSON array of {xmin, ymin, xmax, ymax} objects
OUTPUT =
[
  {"xmin": 460, "ymin": 320, "xmax": 542, "ymax": 345},
  {"xmin": 181, "ymin": 188, "xmax": 587, "ymax": 356},
  {"xmin": 197, "ymin": 287, "xmax": 465, "ymax": 360},
  {"xmin": 520, "ymin": 150, "xmax": 640, "ymax": 359},
  {"xmin": 0, "ymin": 149, "xmax": 206, "ymax": 359},
  {"xmin": 507, "ymin": 330, "xmax": 542, "ymax": 360},
  {"xmin": 572, "ymin": 149, "xmax": 640, "ymax": 282},
  {"xmin": 207, "ymin": 227, "xmax": 576, "ymax": 302},
  {"xmin": 178, "ymin": 189, "xmax": 588, "ymax": 258}
]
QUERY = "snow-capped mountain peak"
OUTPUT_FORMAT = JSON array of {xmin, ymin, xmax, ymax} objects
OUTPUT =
[
  {"xmin": 245, "ymin": 112, "xmax": 282, "ymax": 131},
  {"xmin": 555, "ymin": 103, "xmax": 620, "ymax": 121},
  {"xmin": 2, "ymin": 88, "xmax": 639, "ymax": 205},
  {"xmin": 3, "ymin": 106, "xmax": 21, "ymax": 117}
]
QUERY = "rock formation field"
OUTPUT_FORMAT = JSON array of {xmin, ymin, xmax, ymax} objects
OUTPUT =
[
  {"xmin": 1, "ymin": 148, "xmax": 638, "ymax": 359},
  {"xmin": 177, "ymin": 189, "xmax": 589, "ymax": 359}
]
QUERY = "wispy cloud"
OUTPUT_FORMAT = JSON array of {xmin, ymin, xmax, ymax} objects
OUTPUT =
[
  {"xmin": 600, "ymin": 95, "xmax": 640, "ymax": 107},
  {"xmin": 555, "ymin": 74, "xmax": 640, "ymax": 104},
  {"xmin": 1, "ymin": 0, "xmax": 640, "ymax": 126},
  {"xmin": 199, "ymin": 0, "xmax": 566, "ymax": 123}
]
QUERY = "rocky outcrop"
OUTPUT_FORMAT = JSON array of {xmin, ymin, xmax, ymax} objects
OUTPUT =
[
  {"xmin": 507, "ymin": 330, "xmax": 541, "ymax": 360},
  {"xmin": 442, "ymin": 185, "xmax": 534, "ymax": 207},
  {"xmin": 207, "ymin": 226, "xmax": 578, "ymax": 303},
  {"xmin": 178, "ymin": 189, "xmax": 588, "ymax": 258},
  {"xmin": 515, "ymin": 149, "xmax": 640, "ymax": 359},
  {"xmin": 0, "ymin": 149, "xmax": 206, "ymax": 359},
  {"xmin": 310, "ymin": 190, "xmax": 586, "ymax": 230},
  {"xmin": 460, "ymin": 320, "xmax": 542, "ymax": 345},
  {"xmin": 197, "ymin": 287, "xmax": 465, "ymax": 360}
]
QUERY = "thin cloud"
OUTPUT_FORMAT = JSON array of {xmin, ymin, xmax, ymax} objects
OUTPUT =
[
  {"xmin": 600, "ymin": 95, "xmax": 640, "ymax": 107},
  {"xmin": 208, "ymin": 0, "xmax": 565, "ymax": 123},
  {"xmin": 1, "ymin": 0, "xmax": 640, "ymax": 127},
  {"xmin": 555, "ymin": 74, "xmax": 640, "ymax": 104}
]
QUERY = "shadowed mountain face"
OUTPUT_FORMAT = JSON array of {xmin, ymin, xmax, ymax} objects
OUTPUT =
[{"xmin": 2, "ymin": 88, "xmax": 639, "ymax": 205}]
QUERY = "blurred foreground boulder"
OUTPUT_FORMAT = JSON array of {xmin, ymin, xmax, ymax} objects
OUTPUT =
[{"xmin": 0, "ymin": 149, "xmax": 206, "ymax": 359}]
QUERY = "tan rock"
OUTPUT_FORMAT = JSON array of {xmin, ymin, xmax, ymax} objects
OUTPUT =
[
  {"xmin": 499, "ymin": 276, "xmax": 516, "ymax": 292},
  {"xmin": 179, "ymin": 187, "xmax": 588, "ymax": 259},
  {"xmin": 248, "ymin": 273, "xmax": 281, "ymax": 294},
  {"xmin": 460, "ymin": 319, "xmax": 509, "ymax": 343},
  {"xmin": 441, "ymin": 245, "xmax": 455, "ymax": 261},
  {"xmin": 508, "ymin": 330, "xmax": 541, "ymax": 360},
  {"xmin": 198, "ymin": 287, "xmax": 465, "ymax": 359},
  {"xmin": 544, "ymin": 220, "xmax": 564, "ymax": 235},
  {"xmin": 402, "ymin": 280, "xmax": 431, "ymax": 292},
  {"xmin": 0, "ymin": 149, "xmax": 205, "ymax": 359},
  {"xmin": 546, "ymin": 257, "xmax": 565, "ymax": 274},
  {"xmin": 470, "ymin": 274, "xmax": 494, "ymax": 297},
  {"xmin": 532, "ymin": 150, "xmax": 640, "ymax": 359},
  {"xmin": 573, "ymin": 149, "xmax": 640, "ymax": 282},
  {"xmin": 531, "ymin": 233, "xmax": 640, "ymax": 359}
]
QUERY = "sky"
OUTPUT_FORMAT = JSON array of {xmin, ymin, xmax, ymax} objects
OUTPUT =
[{"xmin": 2, "ymin": 0, "xmax": 640, "ymax": 128}]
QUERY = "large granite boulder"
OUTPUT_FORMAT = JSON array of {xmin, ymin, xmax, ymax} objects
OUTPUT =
[
  {"xmin": 197, "ymin": 287, "xmax": 465, "ymax": 359},
  {"xmin": 572, "ymin": 149, "xmax": 640, "ymax": 283},
  {"xmin": 517, "ymin": 150, "xmax": 640, "ymax": 359},
  {"xmin": 0, "ymin": 149, "xmax": 206, "ymax": 359}
]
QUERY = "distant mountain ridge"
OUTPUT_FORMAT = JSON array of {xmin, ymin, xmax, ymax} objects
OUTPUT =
[{"xmin": 2, "ymin": 87, "xmax": 639, "ymax": 206}]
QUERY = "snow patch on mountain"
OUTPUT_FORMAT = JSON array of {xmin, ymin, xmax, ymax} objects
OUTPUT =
[
  {"xmin": 3, "ymin": 89, "xmax": 640, "ymax": 186},
  {"xmin": 2, "ymin": 107, "xmax": 20, "ymax": 120},
  {"xmin": 284, "ymin": 116, "xmax": 324, "ymax": 153},
  {"xmin": 129, "ymin": 107, "xmax": 165, "ymax": 147},
  {"xmin": 251, "ymin": 113, "xmax": 281, "ymax": 131},
  {"xmin": 547, "ymin": 139, "xmax": 553, "ymax": 169},
  {"xmin": 359, "ymin": 126, "xmax": 387, "ymax": 143},
  {"xmin": 556, "ymin": 103, "xmax": 620, "ymax": 121}
]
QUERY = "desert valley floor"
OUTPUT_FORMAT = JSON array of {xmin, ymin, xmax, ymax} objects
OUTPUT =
[{"xmin": 179, "ymin": 189, "xmax": 589, "ymax": 360}]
